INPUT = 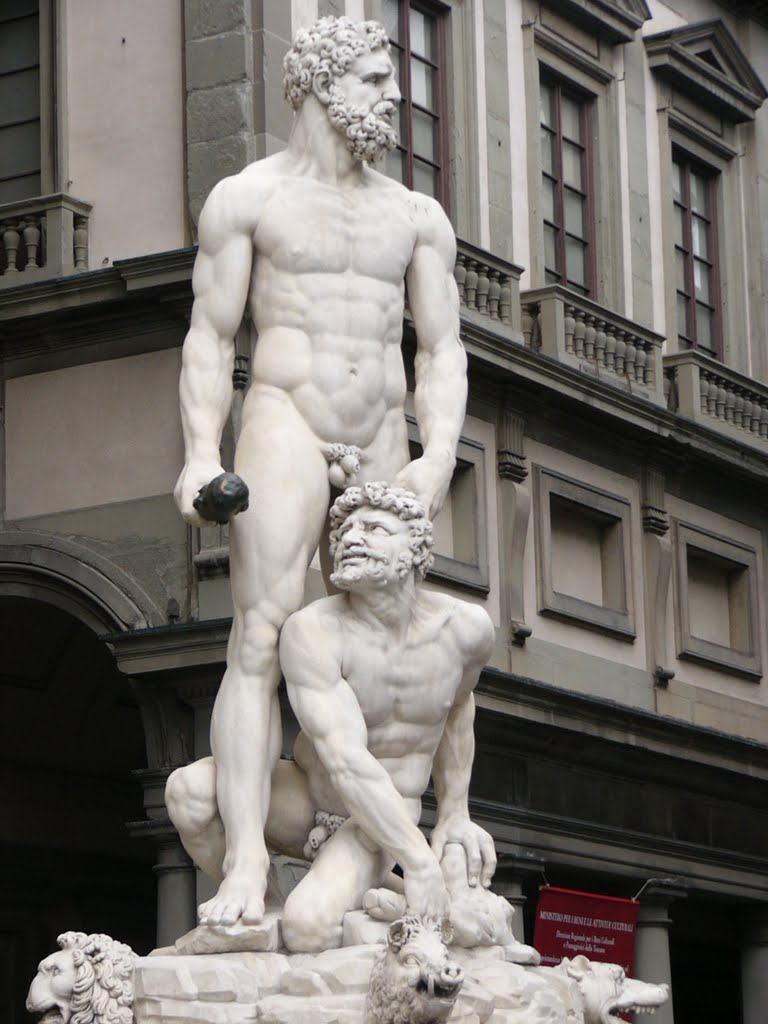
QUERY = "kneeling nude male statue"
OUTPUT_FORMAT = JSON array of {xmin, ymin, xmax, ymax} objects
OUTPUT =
[
  {"xmin": 172, "ymin": 15, "xmax": 466, "ymax": 928},
  {"xmin": 167, "ymin": 483, "xmax": 498, "ymax": 953}
]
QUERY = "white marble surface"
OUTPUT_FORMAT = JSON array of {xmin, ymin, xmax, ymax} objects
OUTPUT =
[
  {"xmin": 171, "ymin": 14, "xmax": 467, "ymax": 929},
  {"xmin": 168, "ymin": 484, "xmax": 498, "ymax": 953}
]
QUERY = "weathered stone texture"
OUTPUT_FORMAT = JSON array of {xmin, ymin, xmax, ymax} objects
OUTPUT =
[
  {"xmin": 186, "ymin": 32, "xmax": 251, "ymax": 90},
  {"xmin": 187, "ymin": 84, "xmax": 252, "ymax": 144}
]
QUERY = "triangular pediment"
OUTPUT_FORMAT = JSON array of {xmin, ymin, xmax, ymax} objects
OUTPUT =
[
  {"xmin": 644, "ymin": 19, "xmax": 767, "ymax": 123},
  {"xmin": 540, "ymin": 0, "xmax": 651, "ymax": 45}
]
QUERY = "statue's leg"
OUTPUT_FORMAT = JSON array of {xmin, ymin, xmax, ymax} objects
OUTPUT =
[
  {"xmin": 281, "ymin": 820, "xmax": 389, "ymax": 953},
  {"xmin": 166, "ymin": 757, "xmax": 224, "ymax": 882},
  {"xmin": 200, "ymin": 394, "xmax": 330, "ymax": 927},
  {"xmin": 166, "ymin": 756, "xmax": 316, "ymax": 882}
]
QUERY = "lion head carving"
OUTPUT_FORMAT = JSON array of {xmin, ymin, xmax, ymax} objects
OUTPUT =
[{"xmin": 26, "ymin": 931, "xmax": 137, "ymax": 1024}]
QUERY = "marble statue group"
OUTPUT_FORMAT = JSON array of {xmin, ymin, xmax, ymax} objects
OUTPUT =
[
  {"xmin": 168, "ymin": 14, "xmax": 485, "ymax": 947},
  {"xmin": 27, "ymin": 15, "xmax": 671, "ymax": 1024}
]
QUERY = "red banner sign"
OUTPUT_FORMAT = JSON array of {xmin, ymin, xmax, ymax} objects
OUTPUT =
[{"xmin": 533, "ymin": 886, "xmax": 639, "ymax": 973}]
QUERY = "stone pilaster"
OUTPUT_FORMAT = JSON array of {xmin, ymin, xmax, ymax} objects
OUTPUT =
[
  {"xmin": 740, "ymin": 905, "xmax": 768, "ymax": 1024},
  {"xmin": 130, "ymin": 769, "xmax": 197, "ymax": 947},
  {"xmin": 634, "ymin": 881, "xmax": 687, "ymax": 1024},
  {"xmin": 184, "ymin": 0, "xmax": 294, "ymax": 227},
  {"xmin": 496, "ymin": 406, "xmax": 532, "ymax": 647}
]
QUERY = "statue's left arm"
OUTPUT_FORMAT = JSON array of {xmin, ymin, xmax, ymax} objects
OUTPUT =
[
  {"xmin": 395, "ymin": 198, "xmax": 467, "ymax": 519},
  {"xmin": 430, "ymin": 603, "xmax": 496, "ymax": 887}
]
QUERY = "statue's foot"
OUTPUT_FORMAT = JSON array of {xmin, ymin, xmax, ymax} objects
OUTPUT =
[
  {"xmin": 363, "ymin": 887, "xmax": 407, "ymax": 922},
  {"xmin": 198, "ymin": 874, "xmax": 266, "ymax": 927}
]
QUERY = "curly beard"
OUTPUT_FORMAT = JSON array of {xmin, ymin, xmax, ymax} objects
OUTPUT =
[
  {"xmin": 330, "ymin": 550, "xmax": 413, "ymax": 590},
  {"xmin": 327, "ymin": 84, "xmax": 398, "ymax": 163}
]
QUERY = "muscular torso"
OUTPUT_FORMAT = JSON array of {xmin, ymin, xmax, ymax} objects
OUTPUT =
[
  {"xmin": 246, "ymin": 168, "xmax": 419, "ymax": 447},
  {"xmin": 293, "ymin": 594, "xmax": 466, "ymax": 820}
]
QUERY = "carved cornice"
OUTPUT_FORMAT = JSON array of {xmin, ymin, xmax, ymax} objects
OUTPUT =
[
  {"xmin": 106, "ymin": 618, "xmax": 231, "ymax": 675},
  {"xmin": 644, "ymin": 19, "xmax": 768, "ymax": 123},
  {"xmin": 540, "ymin": 0, "xmax": 650, "ymax": 45},
  {"xmin": 477, "ymin": 667, "xmax": 768, "ymax": 782}
]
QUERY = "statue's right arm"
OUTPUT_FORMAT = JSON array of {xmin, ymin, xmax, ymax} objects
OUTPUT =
[
  {"xmin": 280, "ymin": 610, "xmax": 449, "ymax": 919},
  {"xmin": 175, "ymin": 178, "xmax": 255, "ymax": 524}
]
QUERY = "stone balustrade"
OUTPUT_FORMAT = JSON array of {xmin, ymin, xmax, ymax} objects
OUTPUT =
[
  {"xmin": 521, "ymin": 286, "xmax": 665, "ymax": 403},
  {"xmin": 454, "ymin": 239, "xmax": 523, "ymax": 342},
  {"xmin": 0, "ymin": 193, "xmax": 92, "ymax": 283},
  {"xmin": 664, "ymin": 350, "xmax": 768, "ymax": 449}
]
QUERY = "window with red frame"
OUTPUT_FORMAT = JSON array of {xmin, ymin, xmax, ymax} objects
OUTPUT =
[
  {"xmin": 540, "ymin": 75, "xmax": 595, "ymax": 296},
  {"xmin": 673, "ymin": 154, "xmax": 721, "ymax": 358},
  {"xmin": 381, "ymin": 0, "xmax": 449, "ymax": 208}
]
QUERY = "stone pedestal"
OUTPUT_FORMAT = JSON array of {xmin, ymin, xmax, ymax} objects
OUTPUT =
[
  {"xmin": 740, "ymin": 905, "xmax": 768, "ymax": 1024},
  {"xmin": 634, "ymin": 881, "xmax": 686, "ymax": 1024}
]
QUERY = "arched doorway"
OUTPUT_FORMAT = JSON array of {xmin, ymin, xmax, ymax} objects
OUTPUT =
[{"xmin": 0, "ymin": 551, "xmax": 159, "ymax": 1022}]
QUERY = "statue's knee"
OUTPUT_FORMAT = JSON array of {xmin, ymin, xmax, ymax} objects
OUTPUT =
[
  {"xmin": 165, "ymin": 766, "xmax": 189, "ymax": 824},
  {"xmin": 165, "ymin": 763, "xmax": 215, "ymax": 835},
  {"xmin": 281, "ymin": 888, "xmax": 342, "ymax": 953},
  {"xmin": 235, "ymin": 610, "xmax": 282, "ymax": 677}
]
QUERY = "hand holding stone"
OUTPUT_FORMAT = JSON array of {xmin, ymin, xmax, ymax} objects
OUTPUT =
[{"xmin": 193, "ymin": 473, "xmax": 250, "ymax": 525}]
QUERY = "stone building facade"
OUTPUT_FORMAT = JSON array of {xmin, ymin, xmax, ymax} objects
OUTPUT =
[{"xmin": 1, "ymin": 0, "xmax": 768, "ymax": 1021}]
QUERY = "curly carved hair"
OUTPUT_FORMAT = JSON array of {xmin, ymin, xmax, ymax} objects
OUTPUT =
[
  {"xmin": 329, "ymin": 482, "xmax": 434, "ymax": 581},
  {"xmin": 283, "ymin": 15, "xmax": 390, "ymax": 110},
  {"xmin": 57, "ymin": 931, "xmax": 137, "ymax": 1024}
]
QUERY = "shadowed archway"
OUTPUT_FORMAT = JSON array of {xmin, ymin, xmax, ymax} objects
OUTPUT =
[{"xmin": 0, "ymin": 584, "xmax": 157, "ymax": 1022}]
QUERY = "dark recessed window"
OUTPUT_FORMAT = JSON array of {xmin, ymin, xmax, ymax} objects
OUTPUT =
[
  {"xmin": 382, "ymin": 0, "xmax": 449, "ymax": 208},
  {"xmin": 673, "ymin": 154, "xmax": 721, "ymax": 358},
  {"xmin": 540, "ymin": 75, "xmax": 595, "ymax": 297},
  {"xmin": 0, "ymin": 0, "xmax": 41, "ymax": 203}
]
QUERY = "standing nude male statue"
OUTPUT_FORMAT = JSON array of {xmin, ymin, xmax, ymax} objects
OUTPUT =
[
  {"xmin": 173, "ymin": 17, "xmax": 467, "ymax": 928},
  {"xmin": 167, "ymin": 484, "xmax": 505, "ymax": 952}
]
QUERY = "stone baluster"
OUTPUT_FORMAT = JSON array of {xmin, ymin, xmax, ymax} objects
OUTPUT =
[
  {"xmin": 521, "ymin": 304, "xmax": 537, "ymax": 349},
  {"xmin": 21, "ymin": 217, "xmax": 41, "ymax": 269},
  {"xmin": 714, "ymin": 380, "xmax": 726, "ymax": 420},
  {"xmin": 564, "ymin": 305, "xmax": 575, "ymax": 354},
  {"xmin": 635, "ymin": 343, "xmax": 646, "ymax": 383},
  {"xmin": 699, "ymin": 370, "xmax": 710, "ymax": 415},
  {"xmin": 604, "ymin": 324, "xmax": 617, "ymax": 371},
  {"xmin": 487, "ymin": 269, "xmax": 501, "ymax": 320},
  {"xmin": 464, "ymin": 259, "xmax": 478, "ymax": 309},
  {"xmin": 706, "ymin": 374, "xmax": 718, "ymax": 416},
  {"xmin": 614, "ymin": 329, "xmax": 626, "ymax": 375},
  {"xmin": 733, "ymin": 388, "xmax": 745, "ymax": 429},
  {"xmin": 624, "ymin": 332, "xmax": 637, "ymax": 380},
  {"xmin": 646, "ymin": 342, "xmax": 657, "ymax": 387},
  {"xmin": 761, "ymin": 407, "xmax": 768, "ymax": 439},
  {"xmin": 742, "ymin": 395, "xmax": 752, "ymax": 433},
  {"xmin": 594, "ymin": 319, "xmax": 607, "ymax": 369},
  {"xmin": 583, "ymin": 314, "xmax": 596, "ymax": 361},
  {"xmin": 750, "ymin": 399, "xmax": 762, "ymax": 436},
  {"xmin": 724, "ymin": 384, "xmax": 735, "ymax": 423},
  {"xmin": 573, "ymin": 308, "xmax": 586, "ymax": 358},
  {"xmin": 475, "ymin": 263, "xmax": 490, "ymax": 314},
  {"xmin": 499, "ymin": 275, "xmax": 511, "ymax": 324},
  {"xmin": 454, "ymin": 253, "xmax": 467, "ymax": 305},
  {"xmin": 2, "ymin": 221, "xmax": 21, "ymax": 273},
  {"xmin": 74, "ymin": 215, "xmax": 89, "ymax": 270}
]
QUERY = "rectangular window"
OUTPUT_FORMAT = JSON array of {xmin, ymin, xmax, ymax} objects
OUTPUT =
[
  {"xmin": 540, "ymin": 75, "xmax": 594, "ymax": 296},
  {"xmin": 381, "ymin": 0, "xmax": 449, "ymax": 207},
  {"xmin": 672, "ymin": 154, "xmax": 721, "ymax": 358},
  {"xmin": 0, "ymin": 0, "xmax": 42, "ymax": 204}
]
